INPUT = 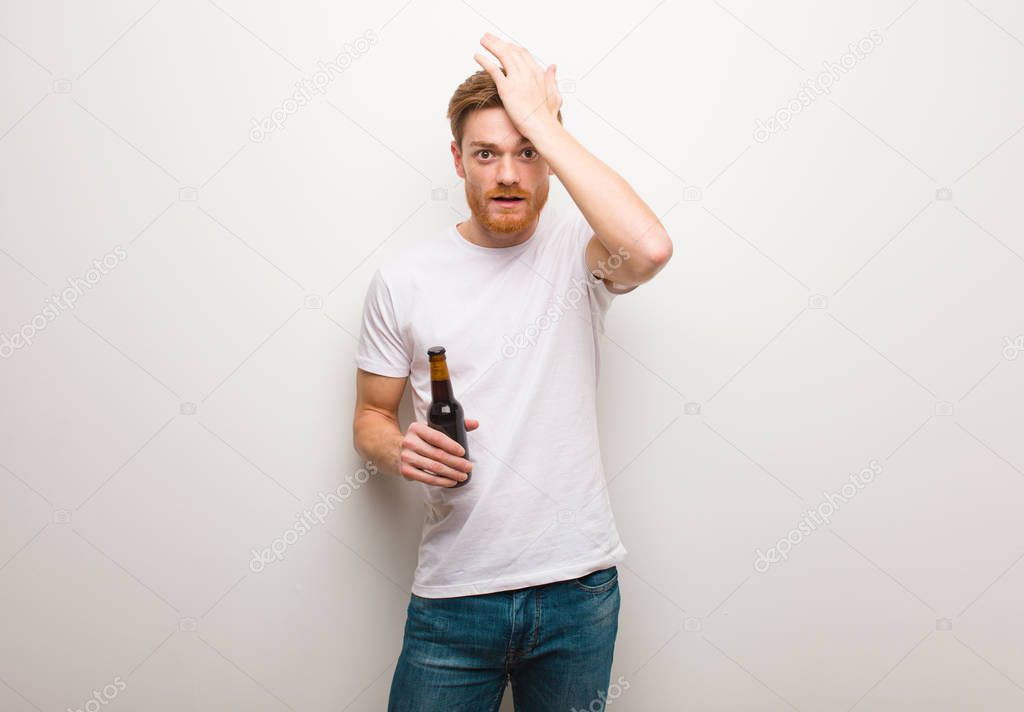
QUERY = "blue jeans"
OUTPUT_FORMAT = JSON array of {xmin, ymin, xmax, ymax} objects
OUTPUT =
[{"xmin": 388, "ymin": 566, "xmax": 621, "ymax": 711}]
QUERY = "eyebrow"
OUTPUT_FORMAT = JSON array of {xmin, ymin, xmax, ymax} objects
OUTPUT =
[{"xmin": 468, "ymin": 138, "xmax": 534, "ymax": 150}]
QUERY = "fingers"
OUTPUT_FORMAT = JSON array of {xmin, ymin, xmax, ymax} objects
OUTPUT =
[
  {"xmin": 401, "ymin": 422, "xmax": 475, "ymax": 490},
  {"xmin": 402, "ymin": 450, "xmax": 469, "ymax": 484},
  {"xmin": 413, "ymin": 439, "xmax": 472, "ymax": 473},
  {"xmin": 479, "ymin": 33, "xmax": 513, "ymax": 72},
  {"xmin": 412, "ymin": 421, "xmax": 466, "ymax": 458},
  {"xmin": 407, "ymin": 423, "xmax": 472, "ymax": 473},
  {"xmin": 400, "ymin": 461, "xmax": 463, "ymax": 488},
  {"xmin": 473, "ymin": 51, "xmax": 506, "ymax": 81},
  {"xmin": 480, "ymin": 33, "xmax": 531, "ymax": 75}
]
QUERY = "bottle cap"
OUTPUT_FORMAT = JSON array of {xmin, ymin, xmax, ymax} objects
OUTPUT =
[{"xmin": 427, "ymin": 346, "xmax": 446, "ymax": 356}]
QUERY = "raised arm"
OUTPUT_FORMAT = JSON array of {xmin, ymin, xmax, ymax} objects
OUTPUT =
[{"xmin": 473, "ymin": 33, "xmax": 673, "ymax": 289}]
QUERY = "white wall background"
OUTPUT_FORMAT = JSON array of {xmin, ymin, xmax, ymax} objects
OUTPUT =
[{"xmin": 2, "ymin": 1, "xmax": 1023, "ymax": 710}]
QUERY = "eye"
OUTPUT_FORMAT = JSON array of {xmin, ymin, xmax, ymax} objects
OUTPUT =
[
  {"xmin": 477, "ymin": 150, "xmax": 492, "ymax": 159},
  {"xmin": 522, "ymin": 148, "xmax": 538, "ymax": 159}
]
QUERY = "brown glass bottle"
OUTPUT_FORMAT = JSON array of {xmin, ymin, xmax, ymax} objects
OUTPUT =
[{"xmin": 426, "ymin": 346, "xmax": 470, "ymax": 487}]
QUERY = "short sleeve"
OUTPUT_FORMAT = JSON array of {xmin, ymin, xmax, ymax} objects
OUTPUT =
[{"xmin": 355, "ymin": 269, "xmax": 410, "ymax": 377}]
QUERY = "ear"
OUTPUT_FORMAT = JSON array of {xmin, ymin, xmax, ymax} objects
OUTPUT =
[{"xmin": 451, "ymin": 140, "xmax": 465, "ymax": 178}]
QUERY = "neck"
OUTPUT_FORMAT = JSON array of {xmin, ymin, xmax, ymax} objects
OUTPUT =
[{"xmin": 457, "ymin": 216, "xmax": 538, "ymax": 249}]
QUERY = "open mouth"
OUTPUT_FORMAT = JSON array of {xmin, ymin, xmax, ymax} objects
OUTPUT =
[{"xmin": 492, "ymin": 196, "xmax": 525, "ymax": 204}]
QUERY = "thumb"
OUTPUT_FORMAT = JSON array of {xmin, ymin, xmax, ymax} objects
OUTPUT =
[
  {"xmin": 465, "ymin": 418, "xmax": 480, "ymax": 431},
  {"xmin": 546, "ymin": 64, "xmax": 560, "ymax": 103}
]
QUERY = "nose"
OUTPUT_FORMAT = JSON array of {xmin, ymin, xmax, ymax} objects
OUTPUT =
[{"xmin": 496, "ymin": 154, "xmax": 519, "ymax": 186}]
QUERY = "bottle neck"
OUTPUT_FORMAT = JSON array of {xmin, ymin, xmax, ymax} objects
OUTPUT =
[{"xmin": 430, "ymin": 358, "xmax": 454, "ymax": 401}]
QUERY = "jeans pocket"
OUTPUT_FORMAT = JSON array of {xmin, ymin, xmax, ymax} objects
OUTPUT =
[
  {"xmin": 573, "ymin": 565, "xmax": 619, "ymax": 594},
  {"xmin": 407, "ymin": 594, "xmax": 449, "ymax": 639}
]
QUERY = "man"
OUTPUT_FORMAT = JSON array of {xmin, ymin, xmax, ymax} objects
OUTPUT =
[{"xmin": 353, "ymin": 33, "xmax": 672, "ymax": 712}]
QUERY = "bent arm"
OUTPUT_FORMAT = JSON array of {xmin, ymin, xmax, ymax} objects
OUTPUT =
[
  {"xmin": 352, "ymin": 368, "xmax": 407, "ymax": 477},
  {"xmin": 528, "ymin": 121, "xmax": 673, "ymax": 287}
]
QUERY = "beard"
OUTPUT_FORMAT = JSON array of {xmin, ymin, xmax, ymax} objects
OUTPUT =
[{"xmin": 465, "ymin": 182, "xmax": 549, "ymax": 234}]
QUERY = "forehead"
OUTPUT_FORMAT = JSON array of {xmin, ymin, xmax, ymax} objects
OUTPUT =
[{"xmin": 462, "ymin": 107, "xmax": 525, "ymax": 148}]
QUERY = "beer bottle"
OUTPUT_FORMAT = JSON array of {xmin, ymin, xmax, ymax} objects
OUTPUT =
[{"xmin": 427, "ymin": 346, "xmax": 471, "ymax": 487}]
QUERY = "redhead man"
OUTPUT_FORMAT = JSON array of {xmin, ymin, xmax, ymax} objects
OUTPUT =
[{"xmin": 354, "ymin": 33, "xmax": 672, "ymax": 711}]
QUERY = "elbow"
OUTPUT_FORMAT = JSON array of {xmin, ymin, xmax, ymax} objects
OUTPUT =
[
  {"xmin": 648, "ymin": 236, "xmax": 673, "ymax": 268},
  {"xmin": 632, "ymin": 234, "xmax": 673, "ymax": 282}
]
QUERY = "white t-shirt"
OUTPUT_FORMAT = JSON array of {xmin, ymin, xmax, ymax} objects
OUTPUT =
[{"xmin": 355, "ymin": 203, "xmax": 628, "ymax": 598}]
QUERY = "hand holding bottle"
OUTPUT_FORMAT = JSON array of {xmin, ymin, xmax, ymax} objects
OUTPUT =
[{"xmin": 399, "ymin": 418, "xmax": 478, "ymax": 488}]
